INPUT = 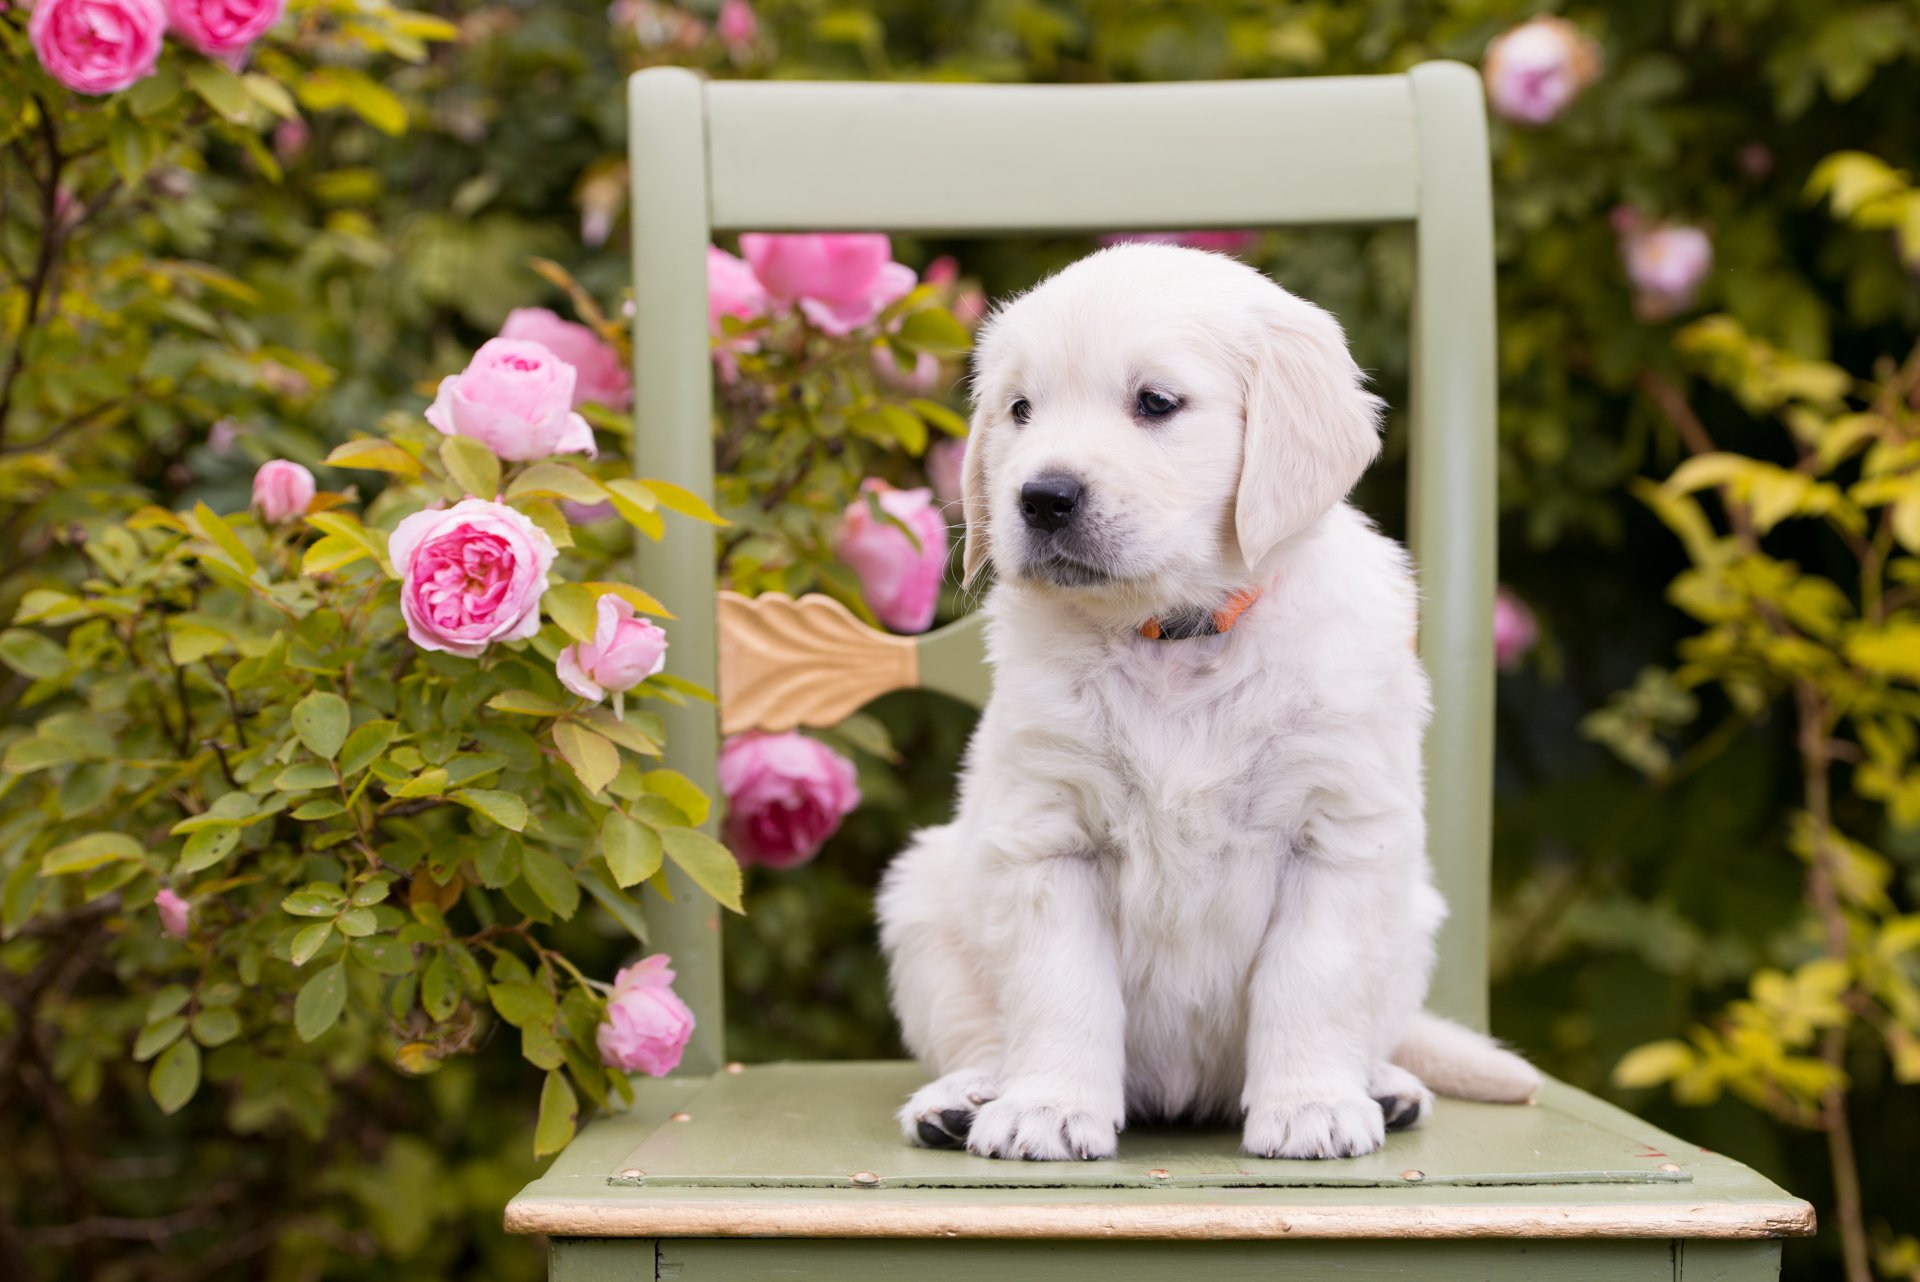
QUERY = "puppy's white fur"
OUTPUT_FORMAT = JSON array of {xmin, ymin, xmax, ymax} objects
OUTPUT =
[{"xmin": 878, "ymin": 244, "xmax": 1538, "ymax": 1162}]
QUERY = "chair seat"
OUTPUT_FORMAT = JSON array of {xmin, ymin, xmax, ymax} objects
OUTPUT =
[{"xmin": 505, "ymin": 1061, "xmax": 1811, "ymax": 1243}]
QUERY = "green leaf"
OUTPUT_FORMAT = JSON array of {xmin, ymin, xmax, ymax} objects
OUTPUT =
[
  {"xmin": 909, "ymin": 398, "xmax": 969, "ymax": 437},
  {"xmin": 640, "ymin": 769, "xmax": 710, "ymax": 827},
  {"xmin": 0, "ymin": 628, "xmax": 66, "ymax": 680},
  {"xmin": 295, "ymin": 962, "xmax": 349, "ymax": 1042},
  {"xmin": 243, "ymin": 73, "xmax": 298, "ymax": 119},
  {"xmin": 553, "ymin": 721, "xmax": 619, "ymax": 795},
  {"xmin": 352, "ymin": 936, "xmax": 415, "ymax": 977},
  {"xmin": 508, "ymin": 463, "xmax": 607, "ymax": 505},
  {"xmin": 290, "ymin": 921, "xmax": 333, "ymax": 967},
  {"xmin": 601, "ymin": 810, "xmax": 664, "ymax": 888},
  {"xmin": 178, "ymin": 826, "xmax": 241, "ymax": 874},
  {"xmin": 43, "ymin": 832, "xmax": 142, "ymax": 875},
  {"xmin": 579, "ymin": 866, "xmax": 650, "ymax": 943},
  {"xmin": 1613, "ymin": 1039, "xmax": 1695, "ymax": 1089},
  {"xmin": 534, "ymin": 1070, "xmax": 578, "ymax": 1158},
  {"xmin": 486, "ymin": 690, "xmax": 572, "ymax": 717},
  {"xmin": 339, "ymin": 720, "xmax": 398, "ymax": 777},
  {"xmin": 292, "ymin": 691, "xmax": 351, "ymax": 759},
  {"xmin": 282, "ymin": 883, "xmax": 346, "ymax": 917},
  {"xmin": 324, "ymin": 438, "xmax": 423, "ymax": 479},
  {"xmin": 519, "ymin": 846, "xmax": 580, "ymax": 919},
  {"xmin": 189, "ymin": 502, "xmax": 258, "ymax": 577},
  {"xmin": 275, "ymin": 762, "xmax": 338, "ymax": 792},
  {"xmin": 297, "ymin": 67, "xmax": 408, "ymax": 135},
  {"xmin": 895, "ymin": 308, "xmax": 973, "ymax": 356},
  {"xmin": 423, "ymin": 952, "xmax": 459, "ymax": 1021},
  {"xmin": 487, "ymin": 980, "xmax": 556, "ymax": 1029},
  {"xmin": 303, "ymin": 534, "xmax": 370, "ymax": 575},
  {"xmin": 134, "ymin": 1015, "xmax": 188, "ymax": 1062},
  {"xmin": 187, "ymin": 62, "xmax": 252, "ymax": 122},
  {"xmin": 639, "ymin": 478, "xmax": 729, "ymax": 526},
  {"xmin": 441, "ymin": 435, "xmax": 502, "ymax": 499},
  {"xmin": 149, "ymin": 1039, "xmax": 201, "ymax": 1115},
  {"xmin": 661, "ymin": 828, "xmax": 744, "ymax": 913},
  {"xmin": 604, "ymin": 479, "xmax": 666, "ymax": 541},
  {"xmin": 190, "ymin": 1007, "xmax": 242, "ymax": 1048},
  {"xmin": 453, "ymin": 789, "xmax": 527, "ymax": 832}
]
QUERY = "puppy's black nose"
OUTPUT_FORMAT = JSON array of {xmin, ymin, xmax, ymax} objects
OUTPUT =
[{"xmin": 1020, "ymin": 476, "xmax": 1083, "ymax": 533}]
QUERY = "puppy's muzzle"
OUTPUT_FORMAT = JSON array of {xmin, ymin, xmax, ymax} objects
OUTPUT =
[{"xmin": 1020, "ymin": 474, "xmax": 1083, "ymax": 533}]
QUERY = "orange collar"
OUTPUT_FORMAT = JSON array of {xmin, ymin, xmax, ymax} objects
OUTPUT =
[{"xmin": 1138, "ymin": 587, "xmax": 1263, "ymax": 641}]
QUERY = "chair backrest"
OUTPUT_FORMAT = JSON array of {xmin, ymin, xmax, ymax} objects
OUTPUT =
[{"xmin": 628, "ymin": 65, "xmax": 1497, "ymax": 1075}]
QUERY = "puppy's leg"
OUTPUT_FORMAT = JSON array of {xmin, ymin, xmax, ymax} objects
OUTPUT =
[
  {"xmin": 965, "ymin": 852, "xmax": 1125, "ymax": 1161},
  {"xmin": 878, "ymin": 826, "xmax": 1004, "ymax": 1149},
  {"xmin": 1241, "ymin": 809, "xmax": 1418, "ymax": 1160}
]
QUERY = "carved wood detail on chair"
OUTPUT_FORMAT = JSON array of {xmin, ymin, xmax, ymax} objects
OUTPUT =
[{"xmin": 716, "ymin": 591, "xmax": 919, "ymax": 735}]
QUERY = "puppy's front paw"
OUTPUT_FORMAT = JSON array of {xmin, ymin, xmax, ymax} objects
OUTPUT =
[
  {"xmin": 966, "ymin": 1090, "xmax": 1119, "ymax": 1161},
  {"xmin": 1242, "ymin": 1093, "xmax": 1385, "ymax": 1160},
  {"xmin": 899, "ymin": 1069, "xmax": 1001, "ymax": 1150},
  {"xmin": 1368, "ymin": 1062, "xmax": 1433, "ymax": 1133}
]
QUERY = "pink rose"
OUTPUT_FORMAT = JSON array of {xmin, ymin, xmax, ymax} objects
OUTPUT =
[
  {"xmin": 716, "ymin": 0, "xmax": 756, "ymax": 50},
  {"xmin": 1100, "ymin": 230, "xmax": 1260, "ymax": 256},
  {"xmin": 1483, "ymin": 16, "xmax": 1600, "ymax": 126},
  {"xmin": 1613, "ymin": 209, "xmax": 1712, "ymax": 320},
  {"xmin": 165, "ymin": 0, "xmax": 282, "ymax": 54},
  {"xmin": 596, "ymin": 954, "xmax": 695, "ymax": 1076},
  {"xmin": 425, "ymin": 338, "xmax": 597, "ymax": 462},
  {"xmin": 499, "ymin": 308, "xmax": 632, "ymax": 411},
  {"xmin": 155, "ymin": 888, "xmax": 191, "ymax": 940},
  {"xmin": 1494, "ymin": 587, "xmax": 1539, "ymax": 672},
  {"xmin": 252, "ymin": 460, "xmax": 315, "ymax": 523},
  {"xmin": 718, "ymin": 731, "xmax": 860, "ymax": 870},
  {"xmin": 739, "ymin": 233, "xmax": 917, "ymax": 337},
  {"xmin": 390, "ymin": 498, "xmax": 557, "ymax": 657},
  {"xmin": 707, "ymin": 246, "xmax": 769, "ymax": 336},
  {"xmin": 273, "ymin": 118, "xmax": 309, "ymax": 165},
  {"xmin": 556, "ymin": 595, "xmax": 668, "ymax": 702},
  {"xmin": 835, "ymin": 479, "xmax": 949, "ymax": 634},
  {"xmin": 30, "ymin": 0, "xmax": 165, "ymax": 95},
  {"xmin": 925, "ymin": 437, "xmax": 966, "ymax": 505}
]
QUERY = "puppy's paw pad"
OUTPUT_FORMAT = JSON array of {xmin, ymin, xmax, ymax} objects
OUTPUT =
[
  {"xmin": 899, "ymin": 1070, "xmax": 1000, "ymax": 1149},
  {"xmin": 1242, "ymin": 1095, "xmax": 1385, "ymax": 1160},
  {"xmin": 966, "ymin": 1095, "xmax": 1118, "ymax": 1161},
  {"xmin": 1368, "ymin": 1063, "xmax": 1433, "ymax": 1133}
]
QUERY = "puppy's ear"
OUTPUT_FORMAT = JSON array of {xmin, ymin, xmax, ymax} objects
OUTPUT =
[
  {"xmin": 959, "ymin": 413, "xmax": 991, "ymax": 587},
  {"xmin": 1235, "ymin": 301, "xmax": 1383, "ymax": 570}
]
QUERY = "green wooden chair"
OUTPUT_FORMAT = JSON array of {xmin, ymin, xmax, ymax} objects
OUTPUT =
[{"xmin": 506, "ymin": 62, "xmax": 1814, "ymax": 1281}]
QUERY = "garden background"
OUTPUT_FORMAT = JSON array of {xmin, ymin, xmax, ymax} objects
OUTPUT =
[{"xmin": 5, "ymin": 1, "xmax": 1920, "ymax": 1279}]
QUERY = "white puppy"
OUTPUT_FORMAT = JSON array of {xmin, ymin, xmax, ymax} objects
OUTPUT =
[{"xmin": 877, "ymin": 243, "xmax": 1539, "ymax": 1162}]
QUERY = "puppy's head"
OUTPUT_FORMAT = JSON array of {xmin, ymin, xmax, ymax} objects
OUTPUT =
[{"xmin": 959, "ymin": 244, "xmax": 1382, "ymax": 615}]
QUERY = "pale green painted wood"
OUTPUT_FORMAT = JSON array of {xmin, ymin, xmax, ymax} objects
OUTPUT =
[
  {"xmin": 913, "ymin": 611, "xmax": 990, "ymax": 710},
  {"xmin": 703, "ymin": 78, "xmax": 1419, "ymax": 233},
  {"xmin": 627, "ymin": 62, "xmax": 1501, "ymax": 1049},
  {"xmin": 627, "ymin": 67, "xmax": 725, "ymax": 1076},
  {"xmin": 552, "ymin": 1236, "xmax": 1782, "ymax": 1282},
  {"xmin": 1407, "ymin": 61, "xmax": 1500, "ymax": 1032}
]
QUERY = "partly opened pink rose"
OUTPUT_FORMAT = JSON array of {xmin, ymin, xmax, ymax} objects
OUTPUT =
[
  {"xmin": 499, "ymin": 308, "xmax": 632, "ymax": 411},
  {"xmin": 155, "ymin": 888, "xmax": 191, "ymax": 940},
  {"xmin": 739, "ymin": 233, "xmax": 917, "ymax": 337},
  {"xmin": 1494, "ymin": 586, "xmax": 1539, "ymax": 672},
  {"xmin": 425, "ymin": 338, "xmax": 597, "ymax": 462},
  {"xmin": 1483, "ymin": 16, "xmax": 1600, "ymax": 126},
  {"xmin": 252, "ymin": 460, "xmax": 315, "ymax": 524},
  {"xmin": 391, "ymin": 498, "xmax": 556, "ymax": 657},
  {"xmin": 596, "ymin": 954, "xmax": 695, "ymax": 1076},
  {"xmin": 836, "ymin": 479, "xmax": 949, "ymax": 634},
  {"xmin": 718, "ymin": 731, "xmax": 860, "ymax": 870},
  {"xmin": 556, "ymin": 596, "xmax": 668, "ymax": 703},
  {"xmin": 716, "ymin": 0, "xmax": 756, "ymax": 50},
  {"xmin": 1615, "ymin": 210, "xmax": 1713, "ymax": 320},
  {"xmin": 30, "ymin": 0, "xmax": 165, "ymax": 95},
  {"xmin": 165, "ymin": 0, "xmax": 283, "ymax": 54},
  {"xmin": 707, "ymin": 246, "xmax": 769, "ymax": 335}
]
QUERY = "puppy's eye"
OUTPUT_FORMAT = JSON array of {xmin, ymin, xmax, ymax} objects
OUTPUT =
[
  {"xmin": 1010, "ymin": 398, "xmax": 1032, "ymax": 425},
  {"xmin": 1136, "ymin": 389, "xmax": 1181, "ymax": 419}
]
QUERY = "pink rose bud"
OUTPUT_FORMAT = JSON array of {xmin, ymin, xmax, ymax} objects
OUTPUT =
[
  {"xmin": 925, "ymin": 436, "xmax": 966, "ymax": 505},
  {"xmin": 835, "ymin": 479, "xmax": 949, "ymax": 634},
  {"xmin": 1616, "ymin": 212, "xmax": 1713, "ymax": 319},
  {"xmin": 923, "ymin": 255, "xmax": 960, "ymax": 288},
  {"xmin": 251, "ymin": 459, "xmax": 316, "ymax": 523},
  {"xmin": 1494, "ymin": 587, "xmax": 1539, "ymax": 672},
  {"xmin": 1483, "ymin": 16, "xmax": 1600, "ymax": 126},
  {"xmin": 595, "ymin": 954, "xmax": 695, "ymax": 1076},
  {"xmin": 155, "ymin": 888, "xmax": 191, "ymax": 940},
  {"xmin": 716, "ymin": 0, "xmax": 756, "ymax": 49},
  {"xmin": 707, "ymin": 245, "xmax": 769, "ymax": 336},
  {"xmin": 207, "ymin": 417, "xmax": 243, "ymax": 457},
  {"xmin": 390, "ymin": 498, "xmax": 557, "ymax": 657},
  {"xmin": 556, "ymin": 595, "xmax": 668, "ymax": 702},
  {"xmin": 164, "ymin": 0, "xmax": 282, "ymax": 54},
  {"xmin": 273, "ymin": 117, "xmax": 309, "ymax": 165},
  {"xmin": 718, "ymin": 731, "xmax": 860, "ymax": 870},
  {"xmin": 425, "ymin": 338, "xmax": 597, "ymax": 462},
  {"xmin": 871, "ymin": 344, "xmax": 943, "ymax": 395},
  {"xmin": 561, "ymin": 499, "xmax": 617, "ymax": 525},
  {"xmin": 30, "ymin": 0, "xmax": 165, "ymax": 95},
  {"xmin": 739, "ymin": 233, "xmax": 917, "ymax": 337},
  {"xmin": 499, "ymin": 308, "xmax": 632, "ymax": 411}
]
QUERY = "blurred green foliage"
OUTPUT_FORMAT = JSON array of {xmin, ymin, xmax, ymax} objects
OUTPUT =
[{"xmin": 8, "ymin": 0, "xmax": 1920, "ymax": 1278}]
